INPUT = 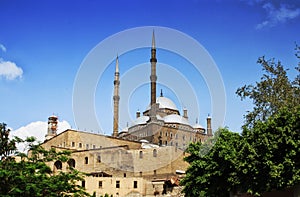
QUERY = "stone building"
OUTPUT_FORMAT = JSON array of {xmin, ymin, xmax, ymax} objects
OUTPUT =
[{"xmin": 42, "ymin": 32, "xmax": 213, "ymax": 196}]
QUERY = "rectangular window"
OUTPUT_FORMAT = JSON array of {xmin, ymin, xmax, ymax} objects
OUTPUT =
[
  {"xmin": 79, "ymin": 143, "xmax": 82, "ymax": 148},
  {"xmin": 99, "ymin": 181, "xmax": 103, "ymax": 188},
  {"xmin": 86, "ymin": 144, "xmax": 89, "ymax": 149},
  {"xmin": 82, "ymin": 180, "xmax": 85, "ymax": 188},
  {"xmin": 133, "ymin": 181, "xmax": 138, "ymax": 188},
  {"xmin": 154, "ymin": 170, "xmax": 157, "ymax": 176},
  {"xmin": 116, "ymin": 180, "xmax": 120, "ymax": 188},
  {"xmin": 93, "ymin": 145, "xmax": 96, "ymax": 149},
  {"xmin": 72, "ymin": 142, "xmax": 75, "ymax": 147}
]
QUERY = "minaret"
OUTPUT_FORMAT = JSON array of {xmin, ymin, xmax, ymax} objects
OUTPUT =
[
  {"xmin": 112, "ymin": 55, "xmax": 120, "ymax": 137},
  {"xmin": 150, "ymin": 31, "xmax": 157, "ymax": 107},
  {"xmin": 45, "ymin": 115, "xmax": 58, "ymax": 141}
]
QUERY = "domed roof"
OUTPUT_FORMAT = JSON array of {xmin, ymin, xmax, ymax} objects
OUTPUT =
[
  {"xmin": 132, "ymin": 115, "xmax": 149, "ymax": 125},
  {"xmin": 164, "ymin": 114, "xmax": 190, "ymax": 125},
  {"xmin": 146, "ymin": 96, "xmax": 178, "ymax": 111},
  {"xmin": 193, "ymin": 123, "xmax": 205, "ymax": 129}
]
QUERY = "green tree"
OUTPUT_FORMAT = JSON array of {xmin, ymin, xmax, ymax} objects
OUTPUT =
[
  {"xmin": 236, "ymin": 52, "xmax": 300, "ymax": 127},
  {"xmin": 181, "ymin": 47, "xmax": 300, "ymax": 196},
  {"xmin": 0, "ymin": 123, "xmax": 90, "ymax": 197},
  {"xmin": 181, "ymin": 128, "xmax": 244, "ymax": 197},
  {"xmin": 239, "ymin": 106, "xmax": 300, "ymax": 196}
]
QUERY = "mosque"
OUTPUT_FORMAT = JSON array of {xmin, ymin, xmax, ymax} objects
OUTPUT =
[{"xmin": 42, "ymin": 32, "xmax": 213, "ymax": 196}]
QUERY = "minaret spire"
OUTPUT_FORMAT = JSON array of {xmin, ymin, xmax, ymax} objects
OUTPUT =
[
  {"xmin": 152, "ymin": 30, "xmax": 156, "ymax": 49},
  {"xmin": 113, "ymin": 55, "xmax": 120, "ymax": 137},
  {"xmin": 150, "ymin": 30, "xmax": 157, "ymax": 107}
]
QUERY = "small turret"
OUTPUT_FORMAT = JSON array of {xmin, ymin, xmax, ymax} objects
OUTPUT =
[
  {"xmin": 45, "ymin": 115, "xmax": 58, "ymax": 140},
  {"xmin": 206, "ymin": 114, "xmax": 212, "ymax": 136},
  {"xmin": 136, "ymin": 110, "xmax": 141, "ymax": 118},
  {"xmin": 183, "ymin": 108, "xmax": 188, "ymax": 119}
]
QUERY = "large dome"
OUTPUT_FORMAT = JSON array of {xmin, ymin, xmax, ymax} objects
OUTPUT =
[
  {"xmin": 164, "ymin": 114, "xmax": 190, "ymax": 125},
  {"xmin": 146, "ymin": 96, "xmax": 178, "ymax": 111},
  {"xmin": 132, "ymin": 115, "xmax": 149, "ymax": 125}
]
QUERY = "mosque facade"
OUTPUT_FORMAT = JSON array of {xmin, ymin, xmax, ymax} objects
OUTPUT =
[{"xmin": 42, "ymin": 32, "xmax": 213, "ymax": 197}]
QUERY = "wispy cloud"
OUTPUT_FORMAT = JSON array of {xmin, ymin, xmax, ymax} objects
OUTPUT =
[
  {"xmin": 256, "ymin": 3, "xmax": 300, "ymax": 29},
  {"xmin": 0, "ymin": 59, "xmax": 23, "ymax": 80},
  {"xmin": 0, "ymin": 44, "xmax": 6, "ymax": 52}
]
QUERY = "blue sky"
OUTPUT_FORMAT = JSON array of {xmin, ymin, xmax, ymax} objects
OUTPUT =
[{"xmin": 0, "ymin": 0, "xmax": 299, "ymax": 137}]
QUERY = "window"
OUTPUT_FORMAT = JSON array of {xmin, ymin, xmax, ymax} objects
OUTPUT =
[
  {"xmin": 170, "ymin": 132, "xmax": 173, "ymax": 138},
  {"xmin": 97, "ymin": 155, "xmax": 101, "ymax": 163},
  {"xmin": 175, "ymin": 134, "xmax": 178, "ymax": 139},
  {"xmin": 54, "ymin": 160, "xmax": 62, "ymax": 170},
  {"xmin": 86, "ymin": 144, "xmax": 89, "ymax": 149},
  {"xmin": 116, "ymin": 180, "xmax": 120, "ymax": 188},
  {"xmin": 71, "ymin": 142, "xmax": 75, "ymax": 147},
  {"xmin": 154, "ymin": 170, "xmax": 157, "ymax": 176},
  {"xmin": 153, "ymin": 149, "xmax": 157, "ymax": 157},
  {"xmin": 93, "ymin": 145, "xmax": 96, "ymax": 149},
  {"xmin": 139, "ymin": 171, "xmax": 142, "ymax": 177},
  {"xmin": 98, "ymin": 181, "xmax": 103, "ymax": 188},
  {"xmin": 82, "ymin": 180, "xmax": 85, "ymax": 188},
  {"xmin": 124, "ymin": 173, "xmax": 126, "ymax": 177},
  {"xmin": 85, "ymin": 157, "xmax": 88, "ymax": 164},
  {"xmin": 68, "ymin": 159, "xmax": 76, "ymax": 168},
  {"xmin": 63, "ymin": 142, "xmax": 66, "ymax": 147},
  {"xmin": 165, "ymin": 141, "xmax": 167, "ymax": 146},
  {"xmin": 133, "ymin": 181, "xmax": 138, "ymax": 188},
  {"xmin": 79, "ymin": 143, "xmax": 82, "ymax": 148},
  {"xmin": 166, "ymin": 132, "xmax": 168, "ymax": 137},
  {"xmin": 139, "ymin": 151, "xmax": 143, "ymax": 159}
]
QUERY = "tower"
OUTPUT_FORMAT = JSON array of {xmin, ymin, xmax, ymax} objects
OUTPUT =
[
  {"xmin": 206, "ymin": 115, "xmax": 212, "ymax": 136},
  {"xmin": 150, "ymin": 31, "xmax": 157, "ymax": 107},
  {"xmin": 113, "ymin": 55, "xmax": 120, "ymax": 137},
  {"xmin": 45, "ymin": 115, "xmax": 58, "ymax": 140}
]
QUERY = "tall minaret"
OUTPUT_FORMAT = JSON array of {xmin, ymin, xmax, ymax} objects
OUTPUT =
[
  {"xmin": 112, "ymin": 55, "xmax": 120, "ymax": 137},
  {"xmin": 150, "ymin": 31, "xmax": 157, "ymax": 107}
]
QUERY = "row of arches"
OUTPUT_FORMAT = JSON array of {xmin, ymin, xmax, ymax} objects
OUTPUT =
[{"xmin": 54, "ymin": 158, "xmax": 76, "ymax": 170}]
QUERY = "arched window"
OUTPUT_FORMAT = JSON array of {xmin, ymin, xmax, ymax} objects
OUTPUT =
[
  {"xmin": 68, "ymin": 159, "xmax": 76, "ymax": 168},
  {"xmin": 139, "ymin": 151, "xmax": 143, "ymax": 159},
  {"xmin": 153, "ymin": 149, "xmax": 157, "ymax": 157},
  {"xmin": 97, "ymin": 155, "xmax": 101, "ymax": 163},
  {"xmin": 85, "ymin": 157, "xmax": 88, "ymax": 164},
  {"xmin": 54, "ymin": 160, "xmax": 62, "ymax": 170}
]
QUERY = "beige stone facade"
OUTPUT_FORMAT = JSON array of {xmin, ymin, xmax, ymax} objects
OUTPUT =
[{"xmin": 42, "ymin": 129, "xmax": 188, "ymax": 196}]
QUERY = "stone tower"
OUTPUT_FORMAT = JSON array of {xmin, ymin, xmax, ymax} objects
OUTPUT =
[
  {"xmin": 207, "ymin": 115, "xmax": 212, "ymax": 136},
  {"xmin": 112, "ymin": 55, "xmax": 120, "ymax": 137},
  {"xmin": 45, "ymin": 115, "xmax": 58, "ymax": 140}
]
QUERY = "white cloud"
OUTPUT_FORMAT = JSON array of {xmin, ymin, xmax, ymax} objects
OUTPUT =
[
  {"xmin": 0, "ymin": 59, "xmax": 23, "ymax": 80},
  {"xmin": 256, "ymin": 2, "xmax": 300, "ymax": 29},
  {"xmin": 11, "ymin": 120, "xmax": 71, "ymax": 152},
  {"xmin": 0, "ymin": 44, "xmax": 6, "ymax": 52}
]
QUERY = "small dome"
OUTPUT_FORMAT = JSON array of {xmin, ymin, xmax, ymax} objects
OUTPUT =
[
  {"xmin": 164, "ymin": 114, "xmax": 189, "ymax": 125},
  {"xmin": 193, "ymin": 123, "xmax": 204, "ymax": 129},
  {"xmin": 121, "ymin": 127, "xmax": 129, "ymax": 132},
  {"xmin": 147, "ymin": 96, "xmax": 178, "ymax": 111},
  {"xmin": 132, "ymin": 116, "xmax": 149, "ymax": 125}
]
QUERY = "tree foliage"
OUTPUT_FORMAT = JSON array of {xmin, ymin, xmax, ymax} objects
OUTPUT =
[
  {"xmin": 0, "ymin": 123, "xmax": 90, "ymax": 197},
  {"xmin": 181, "ymin": 48, "xmax": 300, "ymax": 196},
  {"xmin": 236, "ymin": 53, "xmax": 300, "ymax": 127}
]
